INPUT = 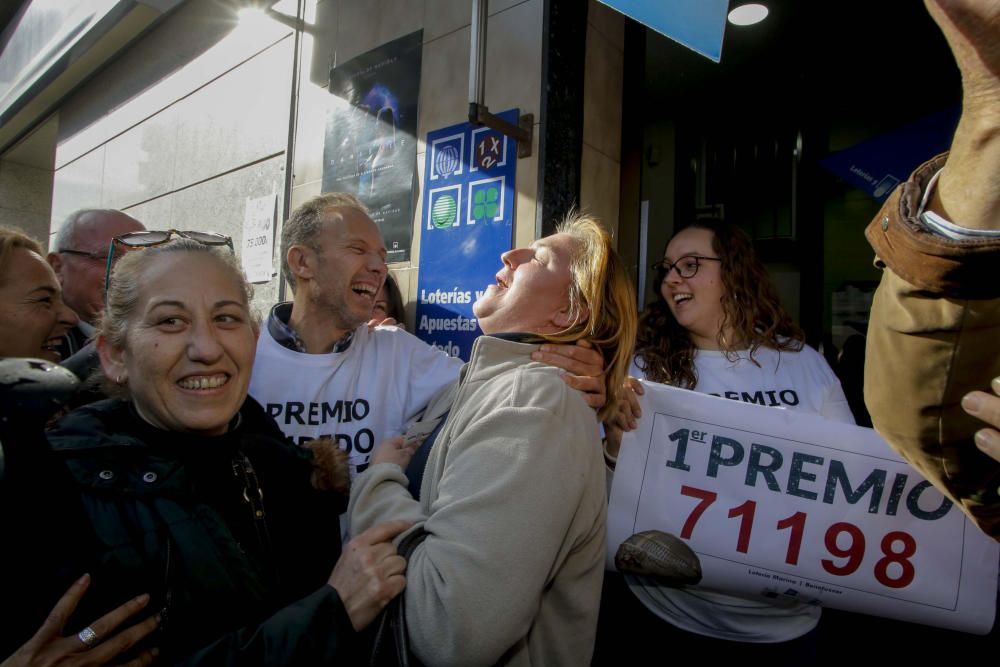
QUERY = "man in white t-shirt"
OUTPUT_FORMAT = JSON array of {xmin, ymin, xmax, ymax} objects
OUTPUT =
[{"xmin": 250, "ymin": 193, "xmax": 606, "ymax": 477}]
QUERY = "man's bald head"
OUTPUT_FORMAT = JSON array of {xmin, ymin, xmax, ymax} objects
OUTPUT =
[{"xmin": 48, "ymin": 209, "xmax": 145, "ymax": 323}]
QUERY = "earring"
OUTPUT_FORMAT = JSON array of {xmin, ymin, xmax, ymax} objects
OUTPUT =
[{"xmin": 116, "ymin": 374, "xmax": 124, "ymax": 385}]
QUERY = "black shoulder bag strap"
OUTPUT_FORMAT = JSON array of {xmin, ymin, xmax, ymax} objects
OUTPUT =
[{"xmin": 370, "ymin": 526, "xmax": 430, "ymax": 667}]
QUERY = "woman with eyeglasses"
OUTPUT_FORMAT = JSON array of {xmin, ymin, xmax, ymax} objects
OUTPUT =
[
  {"xmin": 633, "ymin": 220, "xmax": 850, "ymax": 414},
  {"xmin": 34, "ymin": 236, "xmax": 413, "ymax": 664},
  {"xmin": 599, "ymin": 219, "xmax": 853, "ymax": 664}
]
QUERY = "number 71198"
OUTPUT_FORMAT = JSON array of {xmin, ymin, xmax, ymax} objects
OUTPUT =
[{"xmin": 679, "ymin": 484, "xmax": 917, "ymax": 589}]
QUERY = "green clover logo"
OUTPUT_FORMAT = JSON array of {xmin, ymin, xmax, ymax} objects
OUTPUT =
[{"xmin": 473, "ymin": 186, "xmax": 500, "ymax": 222}]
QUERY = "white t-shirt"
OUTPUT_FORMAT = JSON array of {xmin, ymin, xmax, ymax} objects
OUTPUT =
[
  {"xmin": 250, "ymin": 322, "xmax": 463, "ymax": 477},
  {"xmin": 627, "ymin": 343, "xmax": 855, "ymax": 643},
  {"xmin": 632, "ymin": 344, "xmax": 855, "ymax": 423}
]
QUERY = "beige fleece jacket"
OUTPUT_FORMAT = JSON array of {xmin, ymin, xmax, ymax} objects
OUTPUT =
[{"xmin": 349, "ymin": 335, "xmax": 607, "ymax": 666}]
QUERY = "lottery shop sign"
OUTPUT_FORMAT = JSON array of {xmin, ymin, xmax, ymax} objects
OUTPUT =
[
  {"xmin": 414, "ymin": 110, "xmax": 518, "ymax": 360},
  {"xmin": 607, "ymin": 382, "xmax": 999, "ymax": 634}
]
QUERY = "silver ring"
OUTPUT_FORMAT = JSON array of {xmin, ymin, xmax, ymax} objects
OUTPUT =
[{"xmin": 77, "ymin": 626, "xmax": 98, "ymax": 647}]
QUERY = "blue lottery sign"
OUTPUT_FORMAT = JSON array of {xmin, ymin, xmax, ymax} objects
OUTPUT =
[{"xmin": 414, "ymin": 109, "xmax": 518, "ymax": 360}]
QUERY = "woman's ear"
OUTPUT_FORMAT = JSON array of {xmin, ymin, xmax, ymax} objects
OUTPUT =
[
  {"xmin": 553, "ymin": 303, "xmax": 589, "ymax": 330},
  {"xmin": 96, "ymin": 335, "xmax": 126, "ymax": 384}
]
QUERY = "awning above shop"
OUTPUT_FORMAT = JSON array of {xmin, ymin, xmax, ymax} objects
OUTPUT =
[{"xmin": 0, "ymin": 0, "xmax": 183, "ymax": 154}]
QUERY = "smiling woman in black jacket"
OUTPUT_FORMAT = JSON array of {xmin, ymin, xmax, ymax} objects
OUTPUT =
[{"xmin": 34, "ymin": 236, "xmax": 409, "ymax": 665}]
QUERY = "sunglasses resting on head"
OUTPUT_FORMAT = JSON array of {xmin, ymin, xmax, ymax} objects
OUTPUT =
[{"xmin": 104, "ymin": 229, "xmax": 234, "ymax": 294}]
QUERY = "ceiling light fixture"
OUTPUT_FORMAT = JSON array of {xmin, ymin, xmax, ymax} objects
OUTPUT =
[{"xmin": 728, "ymin": 3, "xmax": 769, "ymax": 26}]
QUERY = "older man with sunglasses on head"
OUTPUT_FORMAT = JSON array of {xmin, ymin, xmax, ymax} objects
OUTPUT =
[{"xmin": 47, "ymin": 209, "xmax": 144, "ymax": 359}]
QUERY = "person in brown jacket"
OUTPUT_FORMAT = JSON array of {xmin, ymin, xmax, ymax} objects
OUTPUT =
[{"xmin": 864, "ymin": 0, "xmax": 1000, "ymax": 540}]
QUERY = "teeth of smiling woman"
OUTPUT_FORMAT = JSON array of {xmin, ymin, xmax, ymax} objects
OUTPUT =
[
  {"xmin": 673, "ymin": 294, "xmax": 692, "ymax": 303},
  {"xmin": 178, "ymin": 375, "xmax": 228, "ymax": 390}
]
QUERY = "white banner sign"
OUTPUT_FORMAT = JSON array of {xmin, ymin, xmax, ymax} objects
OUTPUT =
[
  {"xmin": 241, "ymin": 193, "xmax": 277, "ymax": 283},
  {"xmin": 608, "ymin": 381, "xmax": 999, "ymax": 634}
]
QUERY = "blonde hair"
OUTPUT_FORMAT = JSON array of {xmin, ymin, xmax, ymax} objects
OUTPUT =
[
  {"xmin": 0, "ymin": 226, "xmax": 44, "ymax": 285},
  {"xmin": 542, "ymin": 212, "xmax": 637, "ymax": 420},
  {"xmin": 281, "ymin": 192, "xmax": 369, "ymax": 288}
]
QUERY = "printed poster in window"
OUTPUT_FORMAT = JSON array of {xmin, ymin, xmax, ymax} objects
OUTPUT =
[
  {"xmin": 241, "ymin": 193, "xmax": 277, "ymax": 284},
  {"xmin": 322, "ymin": 30, "xmax": 423, "ymax": 262}
]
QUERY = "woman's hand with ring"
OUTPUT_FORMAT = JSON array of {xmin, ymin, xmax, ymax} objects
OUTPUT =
[{"xmin": 1, "ymin": 574, "xmax": 159, "ymax": 667}]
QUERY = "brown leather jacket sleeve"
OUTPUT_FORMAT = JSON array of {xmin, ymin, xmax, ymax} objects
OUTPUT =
[
  {"xmin": 865, "ymin": 153, "xmax": 1000, "ymax": 299},
  {"xmin": 864, "ymin": 153, "xmax": 1000, "ymax": 539}
]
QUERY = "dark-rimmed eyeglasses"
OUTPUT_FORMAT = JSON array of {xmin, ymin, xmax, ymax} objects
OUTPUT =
[
  {"xmin": 652, "ymin": 255, "xmax": 721, "ymax": 281},
  {"xmin": 104, "ymin": 229, "xmax": 234, "ymax": 294},
  {"xmin": 58, "ymin": 248, "xmax": 109, "ymax": 262}
]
